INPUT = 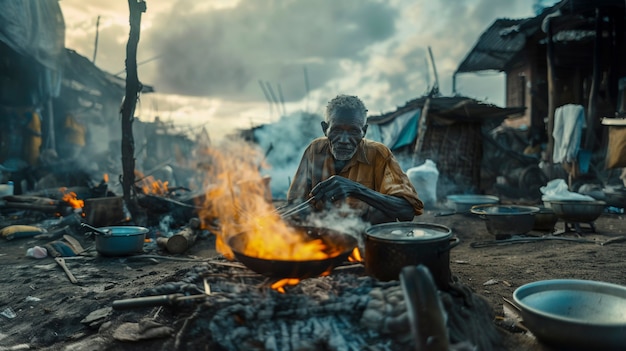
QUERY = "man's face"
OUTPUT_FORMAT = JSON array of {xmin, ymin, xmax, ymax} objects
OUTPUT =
[{"xmin": 323, "ymin": 108, "xmax": 367, "ymax": 161}]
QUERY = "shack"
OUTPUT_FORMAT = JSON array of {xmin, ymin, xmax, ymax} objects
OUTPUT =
[
  {"xmin": 455, "ymin": 0, "xmax": 626, "ymax": 184},
  {"xmin": 366, "ymin": 95, "xmax": 525, "ymax": 197}
]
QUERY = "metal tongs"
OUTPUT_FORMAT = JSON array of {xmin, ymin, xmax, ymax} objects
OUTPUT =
[{"xmin": 275, "ymin": 197, "xmax": 315, "ymax": 219}]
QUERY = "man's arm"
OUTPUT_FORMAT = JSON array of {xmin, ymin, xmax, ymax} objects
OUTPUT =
[{"xmin": 310, "ymin": 175, "xmax": 416, "ymax": 223}]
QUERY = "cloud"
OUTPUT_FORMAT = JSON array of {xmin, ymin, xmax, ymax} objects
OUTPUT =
[
  {"xmin": 142, "ymin": 0, "xmax": 398, "ymax": 102},
  {"xmin": 59, "ymin": 0, "xmax": 538, "ymax": 141}
]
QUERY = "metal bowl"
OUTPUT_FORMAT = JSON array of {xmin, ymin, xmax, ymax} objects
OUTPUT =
[
  {"xmin": 533, "ymin": 206, "xmax": 558, "ymax": 231},
  {"xmin": 549, "ymin": 200, "xmax": 606, "ymax": 223},
  {"xmin": 513, "ymin": 279, "xmax": 626, "ymax": 350},
  {"xmin": 446, "ymin": 194, "xmax": 499, "ymax": 213},
  {"xmin": 470, "ymin": 204, "xmax": 539, "ymax": 238}
]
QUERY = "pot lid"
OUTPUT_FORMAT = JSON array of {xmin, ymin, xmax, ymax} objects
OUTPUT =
[{"xmin": 365, "ymin": 222, "xmax": 452, "ymax": 242}]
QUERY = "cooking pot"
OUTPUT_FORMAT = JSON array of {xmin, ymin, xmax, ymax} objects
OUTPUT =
[
  {"xmin": 90, "ymin": 226, "xmax": 149, "ymax": 256},
  {"xmin": 364, "ymin": 222, "xmax": 459, "ymax": 290},
  {"xmin": 228, "ymin": 226, "xmax": 357, "ymax": 279},
  {"xmin": 446, "ymin": 194, "xmax": 499, "ymax": 213},
  {"xmin": 513, "ymin": 279, "xmax": 626, "ymax": 350},
  {"xmin": 470, "ymin": 204, "xmax": 539, "ymax": 239},
  {"xmin": 532, "ymin": 206, "xmax": 558, "ymax": 231},
  {"xmin": 549, "ymin": 200, "xmax": 606, "ymax": 223}
]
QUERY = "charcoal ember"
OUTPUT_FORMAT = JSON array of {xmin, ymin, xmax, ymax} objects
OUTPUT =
[
  {"xmin": 141, "ymin": 282, "xmax": 203, "ymax": 296},
  {"xmin": 175, "ymin": 280, "xmax": 413, "ymax": 351}
]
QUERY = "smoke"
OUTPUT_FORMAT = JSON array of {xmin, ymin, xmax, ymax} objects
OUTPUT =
[{"xmin": 253, "ymin": 110, "xmax": 324, "ymax": 199}]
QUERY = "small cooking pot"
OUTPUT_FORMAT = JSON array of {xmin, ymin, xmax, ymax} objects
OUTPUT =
[
  {"xmin": 228, "ymin": 226, "xmax": 357, "ymax": 279},
  {"xmin": 364, "ymin": 222, "xmax": 459, "ymax": 290},
  {"xmin": 90, "ymin": 226, "xmax": 149, "ymax": 256},
  {"xmin": 533, "ymin": 206, "xmax": 558, "ymax": 231}
]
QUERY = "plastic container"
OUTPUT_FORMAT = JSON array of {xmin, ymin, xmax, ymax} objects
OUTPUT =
[
  {"xmin": 406, "ymin": 160, "xmax": 439, "ymax": 209},
  {"xmin": 0, "ymin": 181, "xmax": 14, "ymax": 197}
]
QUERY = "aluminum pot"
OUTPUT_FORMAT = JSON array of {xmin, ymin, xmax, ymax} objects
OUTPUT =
[
  {"xmin": 513, "ymin": 279, "xmax": 626, "ymax": 350},
  {"xmin": 94, "ymin": 226, "xmax": 149, "ymax": 256},
  {"xmin": 446, "ymin": 194, "xmax": 499, "ymax": 213},
  {"xmin": 533, "ymin": 206, "xmax": 558, "ymax": 231},
  {"xmin": 470, "ymin": 204, "xmax": 540, "ymax": 239},
  {"xmin": 364, "ymin": 222, "xmax": 459, "ymax": 290},
  {"xmin": 549, "ymin": 200, "xmax": 606, "ymax": 223},
  {"xmin": 228, "ymin": 226, "xmax": 357, "ymax": 279}
]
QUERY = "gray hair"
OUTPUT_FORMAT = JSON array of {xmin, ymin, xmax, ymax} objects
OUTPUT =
[{"xmin": 325, "ymin": 94, "xmax": 368, "ymax": 122}]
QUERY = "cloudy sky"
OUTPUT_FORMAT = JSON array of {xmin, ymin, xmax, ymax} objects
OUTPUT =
[{"xmin": 59, "ymin": 0, "xmax": 554, "ymax": 141}]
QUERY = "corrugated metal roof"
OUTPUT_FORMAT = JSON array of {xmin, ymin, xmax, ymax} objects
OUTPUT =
[
  {"xmin": 455, "ymin": 18, "xmax": 531, "ymax": 73},
  {"xmin": 367, "ymin": 95, "xmax": 525, "ymax": 124},
  {"xmin": 64, "ymin": 49, "xmax": 154, "ymax": 96},
  {"xmin": 455, "ymin": 0, "xmax": 625, "ymax": 74}
]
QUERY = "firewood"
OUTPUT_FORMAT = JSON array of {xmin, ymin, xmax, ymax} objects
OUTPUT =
[{"xmin": 161, "ymin": 218, "xmax": 201, "ymax": 254}]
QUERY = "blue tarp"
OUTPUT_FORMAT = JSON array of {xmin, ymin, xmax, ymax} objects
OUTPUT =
[{"xmin": 367, "ymin": 109, "xmax": 421, "ymax": 150}]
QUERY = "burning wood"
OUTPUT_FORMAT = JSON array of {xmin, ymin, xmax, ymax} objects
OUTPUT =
[
  {"xmin": 136, "ymin": 175, "xmax": 169, "ymax": 195},
  {"xmin": 60, "ymin": 187, "xmax": 85, "ymax": 210}
]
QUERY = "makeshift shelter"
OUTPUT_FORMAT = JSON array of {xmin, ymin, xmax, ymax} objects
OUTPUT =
[
  {"xmin": 455, "ymin": 0, "xmax": 626, "ymax": 180},
  {"xmin": 55, "ymin": 49, "xmax": 154, "ymax": 159},
  {"xmin": 0, "ymin": 0, "xmax": 65, "ymax": 167},
  {"xmin": 367, "ymin": 96, "xmax": 524, "ymax": 197}
]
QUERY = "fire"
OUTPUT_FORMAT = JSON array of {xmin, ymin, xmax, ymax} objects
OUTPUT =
[
  {"xmin": 271, "ymin": 278, "xmax": 301, "ymax": 293},
  {"xmin": 103, "ymin": 173, "xmax": 109, "ymax": 183},
  {"xmin": 196, "ymin": 140, "xmax": 338, "ymax": 263},
  {"xmin": 348, "ymin": 247, "xmax": 363, "ymax": 262},
  {"xmin": 60, "ymin": 188, "xmax": 84, "ymax": 209},
  {"xmin": 137, "ymin": 175, "xmax": 169, "ymax": 195}
]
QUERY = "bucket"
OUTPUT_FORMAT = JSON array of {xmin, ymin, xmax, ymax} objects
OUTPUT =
[{"xmin": 0, "ymin": 181, "xmax": 14, "ymax": 197}]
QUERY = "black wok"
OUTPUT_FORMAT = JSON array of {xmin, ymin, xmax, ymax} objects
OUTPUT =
[{"xmin": 228, "ymin": 226, "xmax": 357, "ymax": 279}]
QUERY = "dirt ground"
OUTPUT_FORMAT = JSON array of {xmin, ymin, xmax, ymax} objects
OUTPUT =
[{"xmin": 0, "ymin": 206, "xmax": 625, "ymax": 351}]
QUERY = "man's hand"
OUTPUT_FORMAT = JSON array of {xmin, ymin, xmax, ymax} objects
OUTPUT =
[
  {"xmin": 309, "ymin": 175, "xmax": 416, "ymax": 224},
  {"xmin": 310, "ymin": 175, "xmax": 363, "ymax": 205}
]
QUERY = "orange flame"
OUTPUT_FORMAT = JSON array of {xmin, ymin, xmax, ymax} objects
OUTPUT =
[
  {"xmin": 60, "ymin": 188, "xmax": 84, "ymax": 209},
  {"xmin": 348, "ymin": 247, "xmax": 363, "ymax": 262},
  {"xmin": 137, "ymin": 175, "xmax": 169, "ymax": 195},
  {"xmin": 196, "ymin": 140, "xmax": 336, "ymax": 264},
  {"xmin": 103, "ymin": 173, "xmax": 109, "ymax": 183},
  {"xmin": 270, "ymin": 278, "xmax": 301, "ymax": 293}
]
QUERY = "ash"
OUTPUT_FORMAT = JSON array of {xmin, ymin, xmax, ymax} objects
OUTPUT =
[{"xmin": 144, "ymin": 259, "xmax": 503, "ymax": 351}]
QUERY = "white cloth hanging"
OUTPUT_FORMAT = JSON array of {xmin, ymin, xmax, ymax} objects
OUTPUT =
[{"xmin": 552, "ymin": 104, "xmax": 586, "ymax": 163}]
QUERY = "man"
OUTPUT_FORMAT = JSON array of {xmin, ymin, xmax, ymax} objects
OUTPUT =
[{"xmin": 287, "ymin": 94, "xmax": 423, "ymax": 224}]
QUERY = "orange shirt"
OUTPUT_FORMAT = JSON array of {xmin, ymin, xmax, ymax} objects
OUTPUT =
[{"xmin": 287, "ymin": 137, "xmax": 424, "ymax": 216}]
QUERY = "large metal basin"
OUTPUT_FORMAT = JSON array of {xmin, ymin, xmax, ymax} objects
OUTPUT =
[
  {"xmin": 513, "ymin": 279, "xmax": 626, "ymax": 350},
  {"xmin": 470, "ymin": 204, "xmax": 539, "ymax": 238},
  {"xmin": 549, "ymin": 200, "xmax": 605, "ymax": 222},
  {"xmin": 446, "ymin": 194, "xmax": 499, "ymax": 213}
]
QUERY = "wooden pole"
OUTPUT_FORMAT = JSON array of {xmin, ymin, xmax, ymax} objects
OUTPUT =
[
  {"xmin": 545, "ymin": 17, "xmax": 556, "ymax": 167},
  {"xmin": 93, "ymin": 15, "xmax": 100, "ymax": 63},
  {"xmin": 120, "ymin": 0, "xmax": 146, "ymax": 216},
  {"xmin": 414, "ymin": 98, "xmax": 430, "ymax": 155},
  {"xmin": 585, "ymin": 8, "xmax": 602, "ymax": 151}
]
